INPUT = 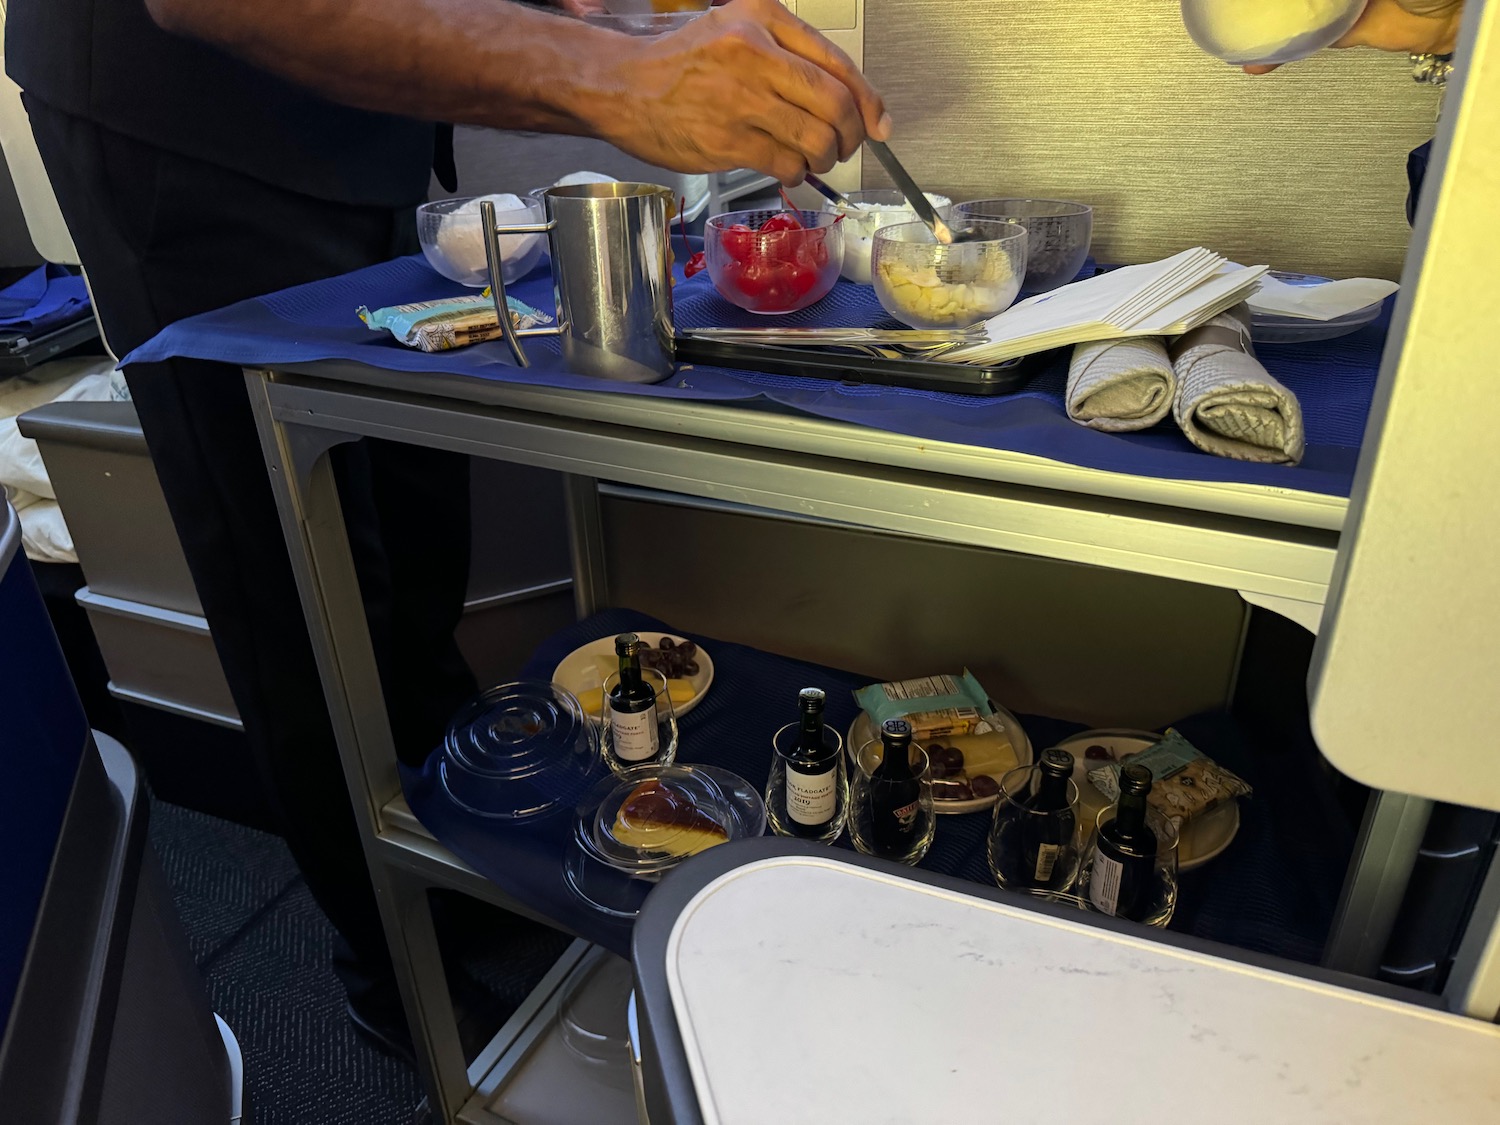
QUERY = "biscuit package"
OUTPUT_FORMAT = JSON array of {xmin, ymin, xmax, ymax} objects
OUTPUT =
[
  {"xmin": 1087, "ymin": 729, "xmax": 1252, "ymax": 828},
  {"xmin": 358, "ymin": 293, "xmax": 552, "ymax": 353}
]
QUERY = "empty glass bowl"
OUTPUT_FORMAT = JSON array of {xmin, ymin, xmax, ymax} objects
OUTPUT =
[
  {"xmin": 1180, "ymin": 0, "xmax": 1368, "ymax": 67},
  {"xmin": 820, "ymin": 189, "xmax": 953, "ymax": 285},
  {"xmin": 704, "ymin": 209, "xmax": 843, "ymax": 314},
  {"xmin": 871, "ymin": 219, "xmax": 1027, "ymax": 330},
  {"xmin": 417, "ymin": 194, "xmax": 546, "ymax": 286},
  {"xmin": 440, "ymin": 680, "xmax": 602, "ymax": 819},
  {"xmin": 952, "ymin": 199, "xmax": 1092, "ymax": 294}
]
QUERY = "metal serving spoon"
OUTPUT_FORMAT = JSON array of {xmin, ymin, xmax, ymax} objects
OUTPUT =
[
  {"xmin": 801, "ymin": 172, "xmax": 853, "ymax": 210},
  {"xmin": 863, "ymin": 140, "xmax": 983, "ymax": 245}
]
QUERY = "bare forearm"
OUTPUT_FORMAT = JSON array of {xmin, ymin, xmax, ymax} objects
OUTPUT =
[
  {"xmin": 144, "ymin": 0, "xmax": 888, "ymax": 183},
  {"xmin": 145, "ymin": 0, "xmax": 615, "ymax": 134}
]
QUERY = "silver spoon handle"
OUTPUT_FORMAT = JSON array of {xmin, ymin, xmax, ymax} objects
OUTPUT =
[
  {"xmin": 802, "ymin": 172, "xmax": 852, "ymax": 210},
  {"xmin": 864, "ymin": 140, "xmax": 954, "ymax": 244}
]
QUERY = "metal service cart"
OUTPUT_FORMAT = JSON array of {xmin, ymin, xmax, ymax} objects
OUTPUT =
[{"xmin": 237, "ymin": 8, "xmax": 1499, "ymax": 1119}]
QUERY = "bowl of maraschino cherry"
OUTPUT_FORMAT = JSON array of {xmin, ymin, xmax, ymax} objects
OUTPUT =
[{"xmin": 701, "ymin": 204, "xmax": 844, "ymax": 315}]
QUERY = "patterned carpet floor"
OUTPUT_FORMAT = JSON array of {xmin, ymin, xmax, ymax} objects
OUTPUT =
[{"xmin": 147, "ymin": 798, "xmax": 570, "ymax": 1125}]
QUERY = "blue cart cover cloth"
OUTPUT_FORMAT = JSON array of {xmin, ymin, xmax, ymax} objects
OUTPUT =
[
  {"xmin": 123, "ymin": 250, "xmax": 1388, "ymax": 498},
  {"xmin": 0, "ymin": 264, "xmax": 91, "ymax": 334},
  {"xmin": 402, "ymin": 609, "xmax": 1353, "ymax": 963}
]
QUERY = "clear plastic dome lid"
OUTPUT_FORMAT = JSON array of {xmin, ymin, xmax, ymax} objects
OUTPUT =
[
  {"xmin": 439, "ymin": 680, "xmax": 602, "ymax": 819},
  {"xmin": 572, "ymin": 763, "xmax": 766, "ymax": 879},
  {"xmin": 1181, "ymin": 0, "xmax": 1368, "ymax": 66}
]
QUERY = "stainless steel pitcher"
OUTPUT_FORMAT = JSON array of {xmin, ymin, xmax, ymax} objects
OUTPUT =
[{"xmin": 482, "ymin": 183, "xmax": 675, "ymax": 383}]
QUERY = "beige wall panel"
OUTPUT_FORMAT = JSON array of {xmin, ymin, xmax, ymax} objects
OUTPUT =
[
  {"xmin": 863, "ymin": 0, "xmax": 1440, "ymax": 278},
  {"xmin": 603, "ymin": 498, "xmax": 1245, "ymax": 730}
]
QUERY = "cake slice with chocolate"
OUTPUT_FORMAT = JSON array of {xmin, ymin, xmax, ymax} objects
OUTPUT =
[{"xmin": 610, "ymin": 778, "xmax": 728, "ymax": 857}]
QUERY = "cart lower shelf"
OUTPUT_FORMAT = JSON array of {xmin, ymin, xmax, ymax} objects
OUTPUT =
[{"xmin": 396, "ymin": 608, "xmax": 1357, "ymax": 969}]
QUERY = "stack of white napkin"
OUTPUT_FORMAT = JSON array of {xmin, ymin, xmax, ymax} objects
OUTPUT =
[{"xmin": 946, "ymin": 248, "xmax": 1268, "ymax": 365}]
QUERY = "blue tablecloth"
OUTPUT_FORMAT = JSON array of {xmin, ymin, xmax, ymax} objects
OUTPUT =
[
  {"xmin": 123, "ymin": 251, "xmax": 1388, "ymax": 497},
  {"xmin": 401, "ymin": 610, "xmax": 1354, "ymax": 963},
  {"xmin": 0, "ymin": 265, "xmax": 90, "ymax": 336}
]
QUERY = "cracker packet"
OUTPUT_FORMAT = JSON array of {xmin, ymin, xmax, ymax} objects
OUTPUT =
[
  {"xmin": 358, "ymin": 293, "xmax": 552, "ymax": 353},
  {"xmin": 1088, "ymin": 729, "xmax": 1252, "ymax": 828},
  {"xmin": 854, "ymin": 671, "xmax": 1002, "ymax": 740}
]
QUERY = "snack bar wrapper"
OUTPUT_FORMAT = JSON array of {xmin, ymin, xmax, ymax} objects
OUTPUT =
[
  {"xmin": 1088, "ymin": 728, "xmax": 1252, "ymax": 828},
  {"xmin": 358, "ymin": 293, "xmax": 552, "ymax": 353},
  {"xmin": 854, "ymin": 671, "xmax": 1005, "ymax": 741}
]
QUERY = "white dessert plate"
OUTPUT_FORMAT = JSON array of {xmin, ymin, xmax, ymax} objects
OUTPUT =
[
  {"xmin": 1054, "ymin": 728, "xmax": 1240, "ymax": 872},
  {"xmin": 552, "ymin": 634, "xmax": 714, "ymax": 722},
  {"xmin": 847, "ymin": 706, "xmax": 1034, "ymax": 816}
]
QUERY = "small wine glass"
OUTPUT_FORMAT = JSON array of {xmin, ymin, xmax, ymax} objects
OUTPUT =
[
  {"xmin": 1075, "ymin": 805, "xmax": 1180, "ymax": 927},
  {"xmin": 847, "ymin": 738, "xmax": 936, "ymax": 866},
  {"xmin": 599, "ymin": 667, "xmax": 678, "ymax": 774},
  {"xmin": 987, "ymin": 763, "xmax": 1082, "ymax": 896},
  {"xmin": 765, "ymin": 722, "xmax": 847, "ymax": 843}
]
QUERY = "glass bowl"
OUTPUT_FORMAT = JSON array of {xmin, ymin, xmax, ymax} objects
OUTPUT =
[
  {"xmin": 820, "ymin": 189, "xmax": 953, "ymax": 285},
  {"xmin": 1181, "ymin": 0, "xmax": 1368, "ymax": 67},
  {"xmin": 704, "ymin": 209, "xmax": 843, "ymax": 314},
  {"xmin": 417, "ymin": 194, "xmax": 546, "ymax": 286},
  {"xmin": 952, "ymin": 199, "xmax": 1092, "ymax": 294},
  {"xmin": 439, "ymin": 680, "xmax": 603, "ymax": 819},
  {"xmin": 871, "ymin": 219, "xmax": 1027, "ymax": 330},
  {"xmin": 605, "ymin": 0, "xmax": 710, "ymax": 12}
]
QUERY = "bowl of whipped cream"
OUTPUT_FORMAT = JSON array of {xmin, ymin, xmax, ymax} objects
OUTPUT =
[{"xmin": 822, "ymin": 189, "xmax": 953, "ymax": 285}]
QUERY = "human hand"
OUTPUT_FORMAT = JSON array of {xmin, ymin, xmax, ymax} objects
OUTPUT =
[
  {"xmin": 1242, "ymin": 0, "xmax": 1464, "ymax": 73},
  {"xmin": 595, "ymin": 0, "xmax": 890, "ymax": 184}
]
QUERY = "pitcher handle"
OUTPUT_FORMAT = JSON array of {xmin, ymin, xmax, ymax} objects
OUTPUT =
[{"xmin": 481, "ymin": 200, "xmax": 560, "ymax": 368}]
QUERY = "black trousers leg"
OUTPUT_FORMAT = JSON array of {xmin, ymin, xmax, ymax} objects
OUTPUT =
[{"xmin": 25, "ymin": 98, "xmax": 476, "ymax": 993}]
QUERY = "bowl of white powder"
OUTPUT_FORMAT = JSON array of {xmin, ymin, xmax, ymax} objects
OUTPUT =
[
  {"xmin": 1181, "ymin": 0, "xmax": 1368, "ymax": 66},
  {"xmin": 418, "ymin": 194, "xmax": 547, "ymax": 287}
]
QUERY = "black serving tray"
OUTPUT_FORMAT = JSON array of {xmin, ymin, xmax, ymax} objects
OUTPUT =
[
  {"xmin": 673, "ymin": 335, "xmax": 1038, "ymax": 396},
  {"xmin": 0, "ymin": 313, "xmax": 101, "ymax": 376}
]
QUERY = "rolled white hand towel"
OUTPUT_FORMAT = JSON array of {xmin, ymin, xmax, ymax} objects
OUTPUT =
[
  {"xmin": 1169, "ymin": 305, "xmax": 1305, "ymax": 465},
  {"xmin": 1066, "ymin": 336, "xmax": 1176, "ymax": 432}
]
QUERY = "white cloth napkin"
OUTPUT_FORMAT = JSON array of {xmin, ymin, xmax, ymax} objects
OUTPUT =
[
  {"xmin": 1066, "ymin": 337, "xmax": 1175, "ymax": 432},
  {"xmin": 1170, "ymin": 306, "xmax": 1305, "ymax": 465}
]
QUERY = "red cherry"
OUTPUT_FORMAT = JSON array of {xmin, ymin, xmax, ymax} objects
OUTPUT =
[
  {"xmin": 785, "ymin": 265, "xmax": 818, "ymax": 300},
  {"xmin": 684, "ymin": 251, "xmax": 707, "ymax": 278},
  {"xmin": 794, "ymin": 233, "xmax": 829, "ymax": 271},
  {"xmin": 720, "ymin": 223, "xmax": 756, "ymax": 263},
  {"xmin": 759, "ymin": 213, "xmax": 803, "ymax": 233}
]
